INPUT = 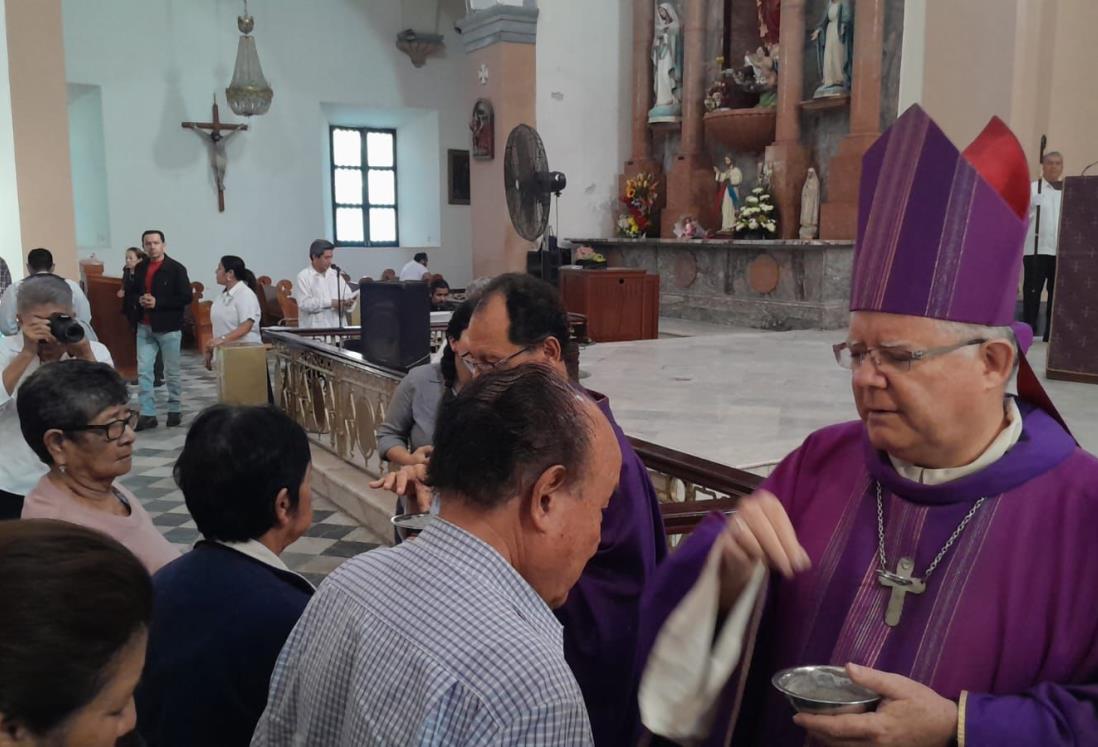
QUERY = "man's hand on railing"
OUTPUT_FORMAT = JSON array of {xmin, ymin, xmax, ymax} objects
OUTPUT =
[
  {"xmin": 370, "ymin": 464, "xmax": 433, "ymax": 514},
  {"xmin": 718, "ymin": 490, "xmax": 811, "ymax": 614}
]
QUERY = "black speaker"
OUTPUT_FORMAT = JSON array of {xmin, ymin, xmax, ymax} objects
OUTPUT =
[{"xmin": 361, "ymin": 280, "xmax": 430, "ymax": 371}]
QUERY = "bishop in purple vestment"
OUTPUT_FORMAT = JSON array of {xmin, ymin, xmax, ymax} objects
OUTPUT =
[{"xmin": 637, "ymin": 106, "xmax": 1098, "ymax": 746}]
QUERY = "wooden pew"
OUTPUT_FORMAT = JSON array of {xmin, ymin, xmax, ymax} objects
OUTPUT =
[
  {"xmin": 190, "ymin": 282, "xmax": 213, "ymax": 353},
  {"xmin": 80, "ymin": 258, "xmax": 138, "ymax": 381},
  {"xmin": 275, "ymin": 279, "xmax": 298, "ymax": 326}
]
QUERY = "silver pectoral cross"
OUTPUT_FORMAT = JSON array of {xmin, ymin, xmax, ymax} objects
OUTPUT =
[{"xmin": 877, "ymin": 557, "xmax": 926, "ymax": 627}]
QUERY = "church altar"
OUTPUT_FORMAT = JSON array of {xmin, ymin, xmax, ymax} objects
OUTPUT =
[{"xmin": 568, "ymin": 238, "xmax": 852, "ymax": 330}]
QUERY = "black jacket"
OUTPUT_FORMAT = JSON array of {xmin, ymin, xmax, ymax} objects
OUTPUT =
[{"xmin": 125, "ymin": 255, "xmax": 192, "ymax": 333}]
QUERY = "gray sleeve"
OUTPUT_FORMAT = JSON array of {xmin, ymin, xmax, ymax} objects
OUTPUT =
[
  {"xmin": 376, "ymin": 372, "xmax": 418, "ymax": 459},
  {"xmin": 0, "ymin": 281, "xmax": 18, "ymax": 335}
]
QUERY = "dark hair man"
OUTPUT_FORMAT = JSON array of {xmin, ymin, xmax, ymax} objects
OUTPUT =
[
  {"xmin": 256, "ymin": 365, "xmax": 618, "ymax": 745},
  {"xmin": 0, "ymin": 247, "xmax": 94, "ymax": 336},
  {"xmin": 399, "ymin": 252, "xmax": 429, "ymax": 281},
  {"xmin": 125, "ymin": 229, "xmax": 192, "ymax": 430}
]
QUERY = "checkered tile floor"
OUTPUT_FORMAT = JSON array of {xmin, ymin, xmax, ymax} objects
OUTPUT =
[{"xmin": 123, "ymin": 351, "xmax": 376, "ymax": 587}]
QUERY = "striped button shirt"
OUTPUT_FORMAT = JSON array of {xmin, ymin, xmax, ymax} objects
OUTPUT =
[{"xmin": 251, "ymin": 519, "xmax": 593, "ymax": 746}]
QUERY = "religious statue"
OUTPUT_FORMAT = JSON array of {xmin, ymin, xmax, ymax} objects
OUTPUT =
[
  {"xmin": 811, "ymin": 0, "xmax": 853, "ymax": 98},
  {"xmin": 714, "ymin": 155, "xmax": 743, "ymax": 234},
  {"xmin": 799, "ymin": 167, "xmax": 821, "ymax": 239},
  {"xmin": 182, "ymin": 97, "xmax": 248, "ymax": 213},
  {"xmin": 673, "ymin": 215, "xmax": 707, "ymax": 240},
  {"xmin": 731, "ymin": 46, "xmax": 778, "ymax": 107},
  {"xmin": 648, "ymin": 3, "xmax": 683, "ymax": 123},
  {"xmin": 470, "ymin": 99, "xmax": 494, "ymax": 161},
  {"xmin": 756, "ymin": 0, "xmax": 781, "ymax": 49}
]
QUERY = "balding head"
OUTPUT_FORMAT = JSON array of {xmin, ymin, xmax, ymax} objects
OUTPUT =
[{"xmin": 430, "ymin": 364, "xmax": 620, "ymax": 607}]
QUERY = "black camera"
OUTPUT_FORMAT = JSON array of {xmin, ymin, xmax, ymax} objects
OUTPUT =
[{"xmin": 48, "ymin": 313, "xmax": 85, "ymax": 344}]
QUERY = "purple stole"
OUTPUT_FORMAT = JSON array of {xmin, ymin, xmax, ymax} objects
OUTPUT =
[{"xmin": 638, "ymin": 402, "xmax": 1098, "ymax": 745}]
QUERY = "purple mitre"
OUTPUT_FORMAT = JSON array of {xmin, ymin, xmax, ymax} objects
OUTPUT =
[{"xmin": 851, "ymin": 104, "xmax": 1029, "ymax": 327}]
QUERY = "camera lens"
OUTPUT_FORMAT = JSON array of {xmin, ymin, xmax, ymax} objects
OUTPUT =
[{"xmin": 48, "ymin": 313, "xmax": 85, "ymax": 344}]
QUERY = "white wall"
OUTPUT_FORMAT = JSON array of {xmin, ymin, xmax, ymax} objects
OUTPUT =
[
  {"xmin": 535, "ymin": 0, "xmax": 632, "ymax": 240},
  {"xmin": 0, "ymin": 0, "xmax": 24, "ymax": 283},
  {"xmin": 61, "ymin": 0, "xmax": 473, "ymax": 290}
]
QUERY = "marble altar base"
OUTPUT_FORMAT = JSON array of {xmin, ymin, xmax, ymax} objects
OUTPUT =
[{"xmin": 569, "ymin": 238, "xmax": 853, "ymax": 330}]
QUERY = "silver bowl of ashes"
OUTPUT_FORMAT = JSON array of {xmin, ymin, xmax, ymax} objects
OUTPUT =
[{"xmin": 771, "ymin": 665, "xmax": 881, "ymax": 715}]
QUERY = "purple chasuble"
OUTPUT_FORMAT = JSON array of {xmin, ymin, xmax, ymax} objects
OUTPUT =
[
  {"xmin": 559, "ymin": 390, "xmax": 667, "ymax": 745},
  {"xmin": 638, "ymin": 401, "xmax": 1098, "ymax": 746}
]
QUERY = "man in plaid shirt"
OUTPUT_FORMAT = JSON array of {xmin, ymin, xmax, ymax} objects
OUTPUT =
[{"xmin": 253, "ymin": 364, "xmax": 622, "ymax": 745}]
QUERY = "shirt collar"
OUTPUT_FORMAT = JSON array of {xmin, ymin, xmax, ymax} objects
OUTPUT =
[
  {"xmin": 222, "ymin": 281, "xmax": 243, "ymax": 300},
  {"xmin": 416, "ymin": 519, "xmax": 562, "ymax": 643},
  {"xmin": 212, "ymin": 538, "xmax": 315, "ymax": 589},
  {"xmin": 888, "ymin": 398, "xmax": 1024, "ymax": 485}
]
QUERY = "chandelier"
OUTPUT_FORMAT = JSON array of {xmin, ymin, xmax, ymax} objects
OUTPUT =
[{"xmin": 225, "ymin": 0, "xmax": 273, "ymax": 116}]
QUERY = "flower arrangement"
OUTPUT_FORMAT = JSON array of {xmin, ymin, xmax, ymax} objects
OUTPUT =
[
  {"xmin": 573, "ymin": 245, "xmax": 607, "ymax": 267},
  {"xmin": 618, "ymin": 172, "xmax": 658, "ymax": 238},
  {"xmin": 734, "ymin": 186, "xmax": 778, "ymax": 237}
]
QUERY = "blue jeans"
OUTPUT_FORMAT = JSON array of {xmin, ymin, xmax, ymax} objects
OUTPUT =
[{"xmin": 137, "ymin": 325, "xmax": 182, "ymax": 416}]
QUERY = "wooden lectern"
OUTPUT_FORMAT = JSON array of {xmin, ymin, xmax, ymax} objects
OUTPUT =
[
  {"xmin": 558, "ymin": 267, "xmax": 660, "ymax": 342},
  {"xmin": 1047, "ymin": 176, "xmax": 1098, "ymax": 384},
  {"xmin": 80, "ymin": 259, "xmax": 138, "ymax": 381}
]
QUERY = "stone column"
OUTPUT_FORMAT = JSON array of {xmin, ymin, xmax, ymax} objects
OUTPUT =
[
  {"xmin": 764, "ymin": 0, "xmax": 811, "ymax": 240},
  {"xmin": 820, "ymin": 0, "xmax": 885, "ymax": 239},
  {"xmin": 660, "ymin": 0, "xmax": 713, "ymax": 236},
  {"xmin": 457, "ymin": 5, "xmax": 538, "ymax": 278},
  {"xmin": 4, "ymin": 0, "xmax": 78, "ymax": 277},
  {"xmin": 625, "ymin": 0, "xmax": 659, "ymax": 176}
]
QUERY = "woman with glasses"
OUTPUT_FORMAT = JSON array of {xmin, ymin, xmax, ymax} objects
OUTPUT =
[
  {"xmin": 17, "ymin": 359, "xmax": 178, "ymax": 573},
  {"xmin": 376, "ymin": 300, "xmax": 476, "ymax": 469}
]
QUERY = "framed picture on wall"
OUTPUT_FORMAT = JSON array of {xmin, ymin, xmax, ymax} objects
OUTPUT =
[{"xmin": 448, "ymin": 149, "xmax": 471, "ymax": 205}]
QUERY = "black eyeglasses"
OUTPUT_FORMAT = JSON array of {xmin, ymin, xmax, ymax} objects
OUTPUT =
[
  {"xmin": 65, "ymin": 410, "xmax": 140, "ymax": 442},
  {"xmin": 460, "ymin": 339, "xmax": 547, "ymax": 375}
]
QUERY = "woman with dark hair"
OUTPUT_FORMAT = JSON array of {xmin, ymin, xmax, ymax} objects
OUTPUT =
[
  {"xmin": 17, "ymin": 359, "xmax": 178, "ymax": 573},
  {"xmin": 0, "ymin": 519, "xmax": 152, "ymax": 746},
  {"xmin": 136, "ymin": 404, "xmax": 315, "ymax": 747},
  {"xmin": 376, "ymin": 299, "xmax": 475, "ymax": 469},
  {"xmin": 118, "ymin": 246, "xmax": 163, "ymax": 386},
  {"xmin": 205, "ymin": 255, "xmax": 263, "ymax": 369}
]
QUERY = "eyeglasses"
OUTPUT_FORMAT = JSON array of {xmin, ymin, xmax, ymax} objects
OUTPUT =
[
  {"xmin": 65, "ymin": 409, "xmax": 140, "ymax": 442},
  {"xmin": 460, "ymin": 341, "xmax": 544, "ymax": 375},
  {"xmin": 833, "ymin": 338, "xmax": 987, "ymax": 373}
]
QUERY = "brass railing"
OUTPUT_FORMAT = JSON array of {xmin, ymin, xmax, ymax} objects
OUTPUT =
[
  {"xmin": 264, "ymin": 327, "xmax": 404, "ymax": 477},
  {"xmin": 264, "ymin": 326, "xmax": 774, "ymax": 536}
]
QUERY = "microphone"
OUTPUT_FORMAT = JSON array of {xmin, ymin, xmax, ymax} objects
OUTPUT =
[
  {"xmin": 330, "ymin": 263, "xmax": 342, "ymax": 273},
  {"xmin": 1082, "ymin": 160, "xmax": 1098, "ymax": 177}
]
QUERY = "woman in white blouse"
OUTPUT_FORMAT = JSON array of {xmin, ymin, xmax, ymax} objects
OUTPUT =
[{"xmin": 205, "ymin": 255, "xmax": 263, "ymax": 369}]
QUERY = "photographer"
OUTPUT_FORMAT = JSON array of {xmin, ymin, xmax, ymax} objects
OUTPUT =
[{"xmin": 0, "ymin": 275, "xmax": 112, "ymax": 519}]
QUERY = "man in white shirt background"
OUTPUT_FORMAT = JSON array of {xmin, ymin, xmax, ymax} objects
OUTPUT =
[
  {"xmin": 0, "ymin": 275, "xmax": 112, "ymax": 518},
  {"xmin": 294, "ymin": 239, "xmax": 356, "ymax": 330},
  {"xmin": 1024, "ymin": 150, "xmax": 1063, "ymax": 342},
  {"xmin": 398, "ymin": 252, "xmax": 429, "ymax": 282},
  {"xmin": 0, "ymin": 248, "xmax": 94, "ymax": 339}
]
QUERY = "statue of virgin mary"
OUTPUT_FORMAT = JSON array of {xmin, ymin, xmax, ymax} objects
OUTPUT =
[{"xmin": 648, "ymin": 3, "xmax": 683, "ymax": 123}]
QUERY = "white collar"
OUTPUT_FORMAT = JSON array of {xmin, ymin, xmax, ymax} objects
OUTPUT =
[
  {"xmin": 222, "ymin": 281, "xmax": 243, "ymax": 300},
  {"xmin": 213, "ymin": 538, "xmax": 315, "ymax": 588},
  {"xmin": 888, "ymin": 399, "xmax": 1024, "ymax": 485}
]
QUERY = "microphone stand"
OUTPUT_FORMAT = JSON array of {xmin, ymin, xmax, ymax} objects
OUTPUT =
[
  {"xmin": 1082, "ymin": 160, "xmax": 1098, "ymax": 177},
  {"xmin": 1033, "ymin": 134, "xmax": 1046, "ymax": 258},
  {"xmin": 333, "ymin": 263, "xmax": 344, "ymax": 348}
]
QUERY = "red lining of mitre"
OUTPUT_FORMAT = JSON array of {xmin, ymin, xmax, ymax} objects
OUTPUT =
[{"xmin": 961, "ymin": 117, "xmax": 1030, "ymax": 220}]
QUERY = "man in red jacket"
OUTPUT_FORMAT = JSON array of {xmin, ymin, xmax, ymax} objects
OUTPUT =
[{"xmin": 126, "ymin": 229, "xmax": 191, "ymax": 430}]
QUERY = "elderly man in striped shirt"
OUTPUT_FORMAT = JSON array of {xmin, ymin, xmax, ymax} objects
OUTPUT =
[{"xmin": 252, "ymin": 364, "xmax": 621, "ymax": 745}]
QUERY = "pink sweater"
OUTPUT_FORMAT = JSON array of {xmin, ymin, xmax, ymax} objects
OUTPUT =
[{"xmin": 22, "ymin": 475, "xmax": 180, "ymax": 574}]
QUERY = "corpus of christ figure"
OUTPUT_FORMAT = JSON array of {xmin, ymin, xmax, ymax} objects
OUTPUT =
[{"xmin": 182, "ymin": 96, "xmax": 248, "ymax": 212}]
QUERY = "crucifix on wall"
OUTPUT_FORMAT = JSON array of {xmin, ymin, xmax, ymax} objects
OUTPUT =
[{"xmin": 181, "ymin": 96, "xmax": 248, "ymax": 212}]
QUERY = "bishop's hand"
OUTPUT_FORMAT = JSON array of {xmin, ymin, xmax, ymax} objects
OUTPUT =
[
  {"xmin": 794, "ymin": 664, "xmax": 958, "ymax": 747},
  {"xmin": 719, "ymin": 490, "xmax": 810, "ymax": 613}
]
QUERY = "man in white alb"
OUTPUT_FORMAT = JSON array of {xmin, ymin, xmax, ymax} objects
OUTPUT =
[
  {"xmin": 294, "ymin": 240, "xmax": 356, "ymax": 329},
  {"xmin": 398, "ymin": 252, "xmax": 429, "ymax": 282},
  {"xmin": 1023, "ymin": 150, "xmax": 1063, "ymax": 342}
]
